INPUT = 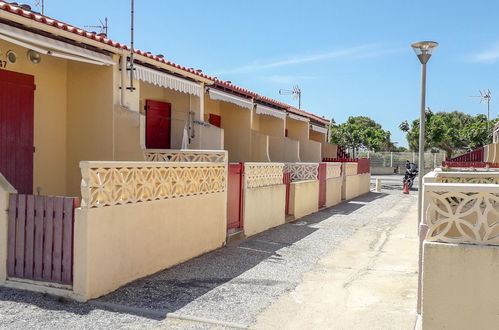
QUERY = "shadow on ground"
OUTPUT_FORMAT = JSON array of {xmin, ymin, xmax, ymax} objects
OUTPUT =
[{"xmin": 0, "ymin": 192, "xmax": 391, "ymax": 321}]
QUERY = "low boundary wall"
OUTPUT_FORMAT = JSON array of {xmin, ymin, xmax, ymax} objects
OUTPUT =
[
  {"xmin": 73, "ymin": 161, "xmax": 227, "ymax": 300},
  {"xmin": 423, "ymin": 242, "xmax": 499, "ymax": 329},
  {"xmin": 326, "ymin": 162, "xmax": 342, "ymax": 207},
  {"xmin": 326, "ymin": 178, "xmax": 342, "ymax": 207},
  {"xmin": 243, "ymin": 163, "xmax": 285, "ymax": 237},
  {"xmin": 421, "ymin": 171, "xmax": 499, "ymax": 327},
  {"xmin": 0, "ymin": 173, "xmax": 16, "ymax": 284},
  {"xmin": 289, "ymin": 180, "xmax": 319, "ymax": 219},
  {"xmin": 345, "ymin": 173, "xmax": 371, "ymax": 200}
]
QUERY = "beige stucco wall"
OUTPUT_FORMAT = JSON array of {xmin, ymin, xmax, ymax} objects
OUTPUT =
[
  {"xmin": 269, "ymin": 136, "xmax": 301, "ymax": 162},
  {"xmin": 243, "ymin": 184, "xmax": 286, "ymax": 237},
  {"xmin": 289, "ymin": 180, "xmax": 319, "ymax": 219},
  {"xmin": 221, "ymin": 103, "xmax": 252, "ymax": 162},
  {"xmin": 191, "ymin": 124, "xmax": 224, "ymax": 150},
  {"xmin": 0, "ymin": 173, "xmax": 16, "ymax": 284},
  {"xmin": 286, "ymin": 117, "xmax": 309, "ymax": 141},
  {"xmin": 322, "ymin": 142, "xmax": 338, "ymax": 159},
  {"xmin": 345, "ymin": 173, "xmax": 371, "ymax": 200},
  {"xmin": 66, "ymin": 62, "xmax": 114, "ymax": 196},
  {"xmin": 73, "ymin": 191, "xmax": 226, "ymax": 300},
  {"xmin": 309, "ymin": 130, "xmax": 325, "ymax": 143},
  {"xmin": 254, "ymin": 113, "xmax": 285, "ymax": 137},
  {"xmin": 326, "ymin": 177, "xmax": 342, "ymax": 207},
  {"xmin": 112, "ymin": 70, "xmax": 142, "ymax": 162},
  {"xmin": 299, "ymin": 139, "xmax": 322, "ymax": 163},
  {"xmin": 492, "ymin": 143, "xmax": 499, "ymax": 163},
  {"xmin": 422, "ymin": 242, "xmax": 499, "ymax": 329},
  {"xmin": 204, "ymin": 94, "xmax": 222, "ymax": 118},
  {"xmin": 484, "ymin": 144, "xmax": 491, "ymax": 163},
  {"xmin": 251, "ymin": 130, "xmax": 270, "ymax": 162},
  {"xmin": 0, "ymin": 39, "xmax": 69, "ymax": 196}
]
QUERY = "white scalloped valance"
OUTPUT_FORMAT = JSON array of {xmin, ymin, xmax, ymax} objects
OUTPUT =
[
  {"xmin": 288, "ymin": 113, "xmax": 310, "ymax": 122},
  {"xmin": 255, "ymin": 104, "xmax": 286, "ymax": 120},
  {"xmin": 0, "ymin": 23, "xmax": 115, "ymax": 65},
  {"xmin": 311, "ymin": 124, "xmax": 328, "ymax": 134},
  {"xmin": 134, "ymin": 65, "xmax": 201, "ymax": 96},
  {"xmin": 208, "ymin": 89, "xmax": 254, "ymax": 110}
]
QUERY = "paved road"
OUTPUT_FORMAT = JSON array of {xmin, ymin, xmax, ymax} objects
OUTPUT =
[
  {"xmin": 0, "ymin": 176, "xmax": 416, "ymax": 329},
  {"xmin": 371, "ymin": 174, "xmax": 419, "ymax": 191}
]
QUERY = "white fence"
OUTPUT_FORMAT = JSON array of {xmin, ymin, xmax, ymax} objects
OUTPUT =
[{"xmin": 359, "ymin": 151, "xmax": 446, "ymax": 170}]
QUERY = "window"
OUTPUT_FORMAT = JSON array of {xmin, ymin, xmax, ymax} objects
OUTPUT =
[{"xmin": 209, "ymin": 113, "xmax": 221, "ymax": 128}]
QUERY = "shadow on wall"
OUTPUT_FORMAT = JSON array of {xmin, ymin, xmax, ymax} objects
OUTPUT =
[{"xmin": 0, "ymin": 192, "xmax": 389, "ymax": 320}]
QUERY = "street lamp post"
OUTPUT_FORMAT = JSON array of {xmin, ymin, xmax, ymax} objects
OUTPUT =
[{"xmin": 411, "ymin": 41, "xmax": 438, "ymax": 227}]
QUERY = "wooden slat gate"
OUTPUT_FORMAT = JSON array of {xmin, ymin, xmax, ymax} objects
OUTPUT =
[
  {"xmin": 283, "ymin": 172, "xmax": 291, "ymax": 215},
  {"xmin": 318, "ymin": 163, "xmax": 327, "ymax": 208},
  {"xmin": 7, "ymin": 194, "xmax": 79, "ymax": 285},
  {"xmin": 227, "ymin": 163, "xmax": 244, "ymax": 231}
]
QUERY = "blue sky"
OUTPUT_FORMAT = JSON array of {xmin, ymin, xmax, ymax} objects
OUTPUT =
[{"xmin": 27, "ymin": 0, "xmax": 499, "ymax": 147}]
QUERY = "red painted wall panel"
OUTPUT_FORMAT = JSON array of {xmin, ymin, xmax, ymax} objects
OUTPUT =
[
  {"xmin": 283, "ymin": 172, "xmax": 291, "ymax": 215},
  {"xmin": 227, "ymin": 163, "xmax": 244, "ymax": 230}
]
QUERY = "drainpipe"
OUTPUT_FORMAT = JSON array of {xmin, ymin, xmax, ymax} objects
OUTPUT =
[
  {"xmin": 120, "ymin": 52, "xmax": 129, "ymax": 110},
  {"xmin": 199, "ymin": 82, "xmax": 205, "ymax": 122}
]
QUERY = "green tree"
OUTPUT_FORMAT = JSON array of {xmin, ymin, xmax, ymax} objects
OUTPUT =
[
  {"xmin": 399, "ymin": 109, "xmax": 497, "ymax": 158},
  {"xmin": 329, "ymin": 116, "xmax": 392, "ymax": 157}
]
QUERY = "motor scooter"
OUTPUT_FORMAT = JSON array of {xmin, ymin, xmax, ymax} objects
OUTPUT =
[{"xmin": 403, "ymin": 163, "xmax": 418, "ymax": 189}]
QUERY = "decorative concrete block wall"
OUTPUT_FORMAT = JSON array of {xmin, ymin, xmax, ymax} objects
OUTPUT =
[{"xmin": 73, "ymin": 161, "xmax": 227, "ymax": 300}]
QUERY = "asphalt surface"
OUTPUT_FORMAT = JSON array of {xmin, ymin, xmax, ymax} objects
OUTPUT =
[
  {"xmin": 0, "ymin": 175, "xmax": 411, "ymax": 329},
  {"xmin": 371, "ymin": 174, "xmax": 419, "ymax": 191}
]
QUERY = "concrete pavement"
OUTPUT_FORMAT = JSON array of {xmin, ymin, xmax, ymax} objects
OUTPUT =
[{"xmin": 255, "ymin": 191, "xmax": 419, "ymax": 330}]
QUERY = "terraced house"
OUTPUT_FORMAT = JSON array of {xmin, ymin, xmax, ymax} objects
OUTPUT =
[{"xmin": 0, "ymin": 1, "xmax": 370, "ymax": 301}]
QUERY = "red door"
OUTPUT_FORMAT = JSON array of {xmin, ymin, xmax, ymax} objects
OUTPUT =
[
  {"xmin": 227, "ymin": 163, "xmax": 244, "ymax": 231},
  {"xmin": 318, "ymin": 163, "xmax": 326, "ymax": 207},
  {"xmin": 0, "ymin": 70, "xmax": 35, "ymax": 194},
  {"xmin": 145, "ymin": 100, "xmax": 171, "ymax": 149}
]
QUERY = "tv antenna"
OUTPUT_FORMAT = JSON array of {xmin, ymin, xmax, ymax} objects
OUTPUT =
[
  {"xmin": 470, "ymin": 89, "xmax": 492, "ymax": 131},
  {"xmin": 33, "ymin": 0, "xmax": 44, "ymax": 15},
  {"xmin": 85, "ymin": 17, "xmax": 109, "ymax": 35},
  {"xmin": 279, "ymin": 85, "xmax": 302, "ymax": 109}
]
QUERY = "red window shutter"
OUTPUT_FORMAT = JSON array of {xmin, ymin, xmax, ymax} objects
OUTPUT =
[
  {"xmin": 145, "ymin": 100, "xmax": 171, "ymax": 149},
  {"xmin": 209, "ymin": 114, "xmax": 221, "ymax": 128},
  {"xmin": 285, "ymin": 129, "xmax": 288, "ymax": 137}
]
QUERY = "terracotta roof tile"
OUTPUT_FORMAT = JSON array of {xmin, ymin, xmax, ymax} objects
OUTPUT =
[{"xmin": 0, "ymin": 1, "xmax": 329, "ymax": 124}]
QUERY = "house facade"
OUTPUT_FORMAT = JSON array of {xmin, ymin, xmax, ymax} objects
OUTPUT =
[
  {"xmin": 0, "ymin": 1, "xmax": 369, "ymax": 301},
  {"xmin": 0, "ymin": 1, "xmax": 337, "ymax": 198}
]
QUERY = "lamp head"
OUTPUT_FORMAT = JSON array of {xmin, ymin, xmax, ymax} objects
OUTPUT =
[{"xmin": 411, "ymin": 41, "xmax": 439, "ymax": 64}]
